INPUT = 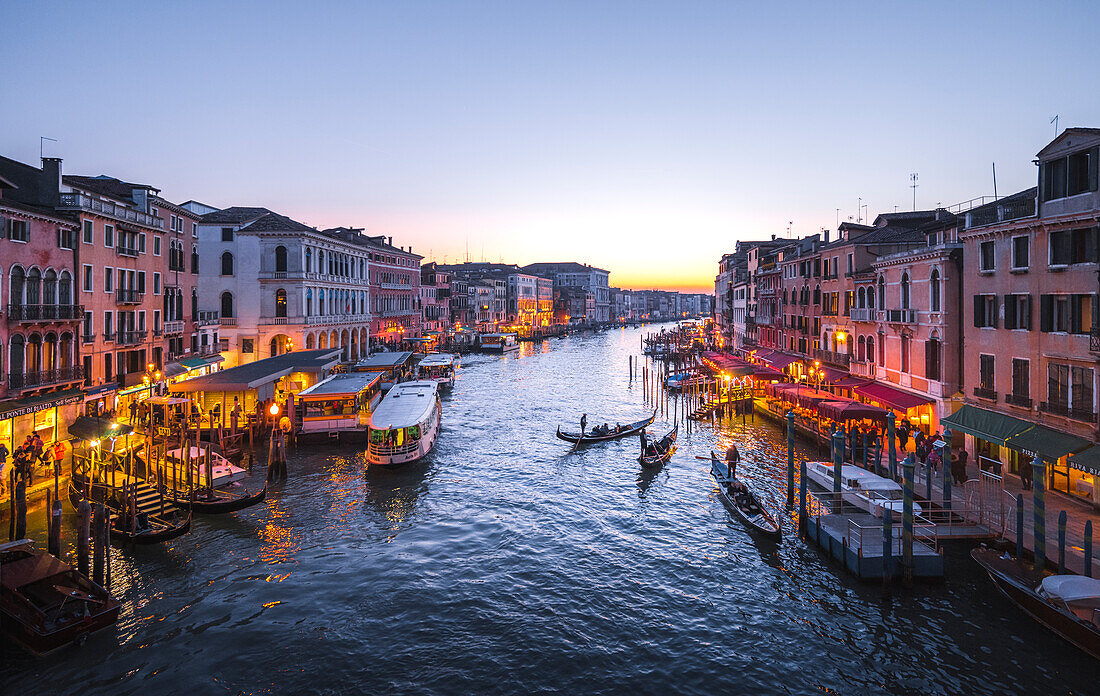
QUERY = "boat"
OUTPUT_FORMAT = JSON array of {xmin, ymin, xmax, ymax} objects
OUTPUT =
[
  {"xmin": 639, "ymin": 425, "xmax": 677, "ymax": 467},
  {"xmin": 972, "ymin": 546, "xmax": 1100, "ymax": 660},
  {"xmin": 367, "ymin": 380, "xmax": 442, "ymax": 467},
  {"xmin": 1, "ymin": 539, "xmax": 121, "ymax": 655},
  {"xmin": 555, "ymin": 411, "xmax": 656, "ymax": 444},
  {"xmin": 68, "ymin": 479, "xmax": 192, "ymax": 545},
  {"xmin": 805, "ymin": 460, "xmax": 922, "ymax": 518},
  {"xmin": 295, "ymin": 372, "xmax": 384, "ymax": 439},
  {"xmin": 416, "ymin": 353, "xmax": 457, "ymax": 388},
  {"xmin": 709, "ymin": 453, "xmax": 781, "ymax": 538},
  {"xmin": 479, "ymin": 333, "xmax": 519, "ymax": 353},
  {"xmin": 666, "ymin": 372, "xmax": 705, "ymax": 391},
  {"xmin": 352, "ymin": 351, "xmax": 416, "ymax": 390},
  {"xmin": 163, "ymin": 445, "xmax": 247, "ymax": 488}
]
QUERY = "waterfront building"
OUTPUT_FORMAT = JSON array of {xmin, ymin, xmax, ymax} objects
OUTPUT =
[
  {"xmin": 448, "ymin": 276, "xmax": 472, "ymax": 328},
  {"xmin": 195, "ymin": 210, "xmax": 373, "ymax": 367},
  {"xmin": 956, "ymin": 128, "xmax": 1100, "ymax": 505},
  {"xmin": 358, "ymin": 234, "xmax": 422, "ymax": 346},
  {"xmin": 420, "ymin": 262, "xmax": 451, "ymax": 334},
  {"xmin": 521, "ymin": 262, "xmax": 610, "ymax": 324}
]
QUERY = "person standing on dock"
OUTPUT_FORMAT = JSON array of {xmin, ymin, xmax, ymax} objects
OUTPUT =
[
  {"xmin": 580, "ymin": 413, "xmax": 588, "ymax": 436},
  {"xmin": 725, "ymin": 444, "xmax": 740, "ymax": 480}
]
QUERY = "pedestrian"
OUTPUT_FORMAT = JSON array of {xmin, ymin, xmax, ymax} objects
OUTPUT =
[
  {"xmin": 51, "ymin": 440, "xmax": 65, "ymax": 478},
  {"xmin": 0, "ymin": 441, "xmax": 8, "ymax": 496},
  {"xmin": 952, "ymin": 448, "xmax": 969, "ymax": 485},
  {"xmin": 897, "ymin": 421, "xmax": 910, "ymax": 454},
  {"xmin": 913, "ymin": 429, "xmax": 926, "ymax": 461},
  {"xmin": 580, "ymin": 413, "xmax": 588, "ymax": 435},
  {"xmin": 1020, "ymin": 459, "xmax": 1033, "ymax": 490},
  {"xmin": 129, "ymin": 399, "xmax": 138, "ymax": 423}
]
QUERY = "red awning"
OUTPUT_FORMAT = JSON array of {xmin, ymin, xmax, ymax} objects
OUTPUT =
[
  {"xmin": 818, "ymin": 400, "xmax": 889, "ymax": 422},
  {"xmin": 762, "ymin": 351, "xmax": 802, "ymax": 370},
  {"xmin": 818, "ymin": 366, "xmax": 849, "ymax": 383},
  {"xmin": 833, "ymin": 375, "xmax": 871, "ymax": 388},
  {"xmin": 854, "ymin": 382, "xmax": 934, "ymax": 411}
]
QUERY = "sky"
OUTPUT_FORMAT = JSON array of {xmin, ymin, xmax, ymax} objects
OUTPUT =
[{"xmin": 2, "ymin": 1, "xmax": 1098, "ymax": 293}]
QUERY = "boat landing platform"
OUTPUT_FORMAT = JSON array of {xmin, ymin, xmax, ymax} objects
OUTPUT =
[{"xmin": 805, "ymin": 512, "xmax": 945, "ymax": 581}]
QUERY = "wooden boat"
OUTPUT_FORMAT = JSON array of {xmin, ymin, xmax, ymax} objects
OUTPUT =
[
  {"xmin": 167, "ymin": 483, "xmax": 267, "ymax": 514},
  {"xmin": 68, "ymin": 479, "xmax": 192, "ymax": 545},
  {"xmin": 556, "ymin": 411, "xmax": 656, "ymax": 444},
  {"xmin": 1, "ymin": 539, "xmax": 121, "ymax": 655},
  {"xmin": 639, "ymin": 425, "xmax": 677, "ymax": 467},
  {"xmin": 972, "ymin": 547, "xmax": 1100, "ymax": 660},
  {"xmin": 709, "ymin": 452, "xmax": 781, "ymax": 538}
]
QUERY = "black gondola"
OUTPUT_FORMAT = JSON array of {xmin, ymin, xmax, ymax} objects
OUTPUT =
[
  {"xmin": 709, "ymin": 452, "xmax": 780, "ymax": 538},
  {"xmin": 68, "ymin": 479, "xmax": 191, "ymax": 546},
  {"xmin": 639, "ymin": 425, "xmax": 677, "ymax": 467},
  {"xmin": 166, "ymin": 484, "xmax": 267, "ymax": 513},
  {"xmin": 556, "ymin": 411, "xmax": 656, "ymax": 444}
]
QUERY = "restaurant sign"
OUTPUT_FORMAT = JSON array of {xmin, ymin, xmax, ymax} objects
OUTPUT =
[{"xmin": 0, "ymin": 391, "xmax": 83, "ymax": 420}]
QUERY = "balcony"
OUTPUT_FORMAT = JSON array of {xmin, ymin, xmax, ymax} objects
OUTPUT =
[
  {"xmin": 116, "ymin": 330, "xmax": 147, "ymax": 346},
  {"xmin": 973, "ymin": 387, "xmax": 997, "ymax": 401},
  {"xmin": 57, "ymin": 192, "xmax": 164, "ymax": 229},
  {"xmin": 219, "ymin": 317, "xmax": 237, "ymax": 326},
  {"xmin": 882, "ymin": 308, "xmax": 918, "ymax": 324},
  {"xmin": 1040, "ymin": 401, "xmax": 1098, "ymax": 423},
  {"xmin": 8, "ymin": 366, "xmax": 84, "ymax": 391},
  {"xmin": 1004, "ymin": 393, "xmax": 1033, "ymax": 409},
  {"xmin": 850, "ymin": 360, "xmax": 878, "ymax": 379},
  {"xmin": 7, "ymin": 303, "xmax": 84, "ymax": 322},
  {"xmin": 966, "ymin": 197, "xmax": 1037, "ymax": 229},
  {"xmin": 81, "ymin": 333, "xmax": 95, "ymax": 344},
  {"xmin": 163, "ymin": 320, "xmax": 185, "ymax": 335},
  {"xmin": 815, "ymin": 348, "xmax": 851, "ymax": 368},
  {"xmin": 849, "ymin": 308, "xmax": 875, "ymax": 322},
  {"xmin": 1092, "ymin": 326, "xmax": 1100, "ymax": 353},
  {"xmin": 196, "ymin": 310, "xmax": 220, "ymax": 327},
  {"xmin": 116, "ymin": 288, "xmax": 143, "ymax": 305},
  {"xmin": 102, "ymin": 331, "xmax": 115, "ymax": 342},
  {"xmin": 115, "ymin": 245, "xmax": 140, "ymax": 258}
]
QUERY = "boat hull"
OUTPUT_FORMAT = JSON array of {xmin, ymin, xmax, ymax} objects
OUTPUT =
[
  {"xmin": 68, "ymin": 481, "xmax": 191, "ymax": 545},
  {"xmin": 557, "ymin": 412, "xmax": 656, "ymax": 444},
  {"xmin": 167, "ymin": 485, "xmax": 267, "ymax": 513}
]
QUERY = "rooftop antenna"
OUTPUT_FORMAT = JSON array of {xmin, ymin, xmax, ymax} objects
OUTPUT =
[
  {"xmin": 992, "ymin": 161, "xmax": 998, "ymax": 199},
  {"xmin": 835, "ymin": 208, "xmax": 840, "ymax": 227},
  {"xmin": 39, "ymin": 136, "xmax": 57, "ymax": 159},
  {"xmin": 1051, "ymin": 114, "xmax": 1059, "ymax": 137},
  {"xmin": 860, "ymin": 203, "xmax": 868, "ymax": 224},
  {"xmin": 909, "ymin": 173, "xmax": 919, "ymax": 211},
  {"xmin": 857, "ymin": 197, "xmax": 862, "ymax": 223},
  {"xmin": 787, "ymin": 221, "xmax": 792, "ymax": 238}
]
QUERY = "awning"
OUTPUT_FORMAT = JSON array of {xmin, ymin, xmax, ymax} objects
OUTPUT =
[
  {"xmin": 1004, "ymin": 425, "xmax": 1092, "ymax": 465},
  {"xmin": 818, "ymin": 400, "xmax": 889, "ymax": 423},
  {"xmin": 82, "ymin": 383, "xmax": 118, "ymax": 400},
  {"xmin": 762, "ymin": 351, "xmax": 802, "ymax": 370},
  {"xmin": 118, "ymin": 384, "xmax": 153, "ymax": 397},
  {"xmin": 818, "ymin": 366, "xmax": 849, "ymax": 383},
  {"xmin": 834, "ymin": 375, "xmax": 871, "ymax": 388},
  {"xmin": 1068, "ymin": 446, "xmax": 1100, "ymax": 475},
  {"xmin": 0, "ymin": 388, "xmax": 84, "ymax": 419},
  {"xmin": 179, "ymin": 357, "xmax": 207, "ymax": 369},
  {"xmin": 202, "ymin": 354, "xmax": 225, "ymax": 365},
  {"xmin": 164, "ymin": 362, "xmax": 188, "ymax": 378},
  {"xmin": 941, "ymin": 404, "xmax": 1032, "ymax": 447},
  {"xmin": 854, "ymin": 382, "xmax": 934, "ymax": 411},
  {"xmin": 67, "ymin": 415, "xmax": 134, "ymax": 441}
]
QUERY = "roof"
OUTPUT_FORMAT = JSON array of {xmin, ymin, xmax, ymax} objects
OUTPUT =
[
  {"xmin": 521, "ymin": 262, "xmax": 609, "ymax": 276},
  {"xmin": 199, "ymin": 206, "xmax": 272, "ymax": 224},
  {"xmin": 418, "ymin": 354, "xmax": 456, "ymax": 367},
  {"xmin": 854, "ymin": 382, "xmax": 934, "ymax": 410},
  {"xmin": 1036, "ymin": 127, "xmax": 1100, "ymax": 158},
  {"xmin": 355, "ymin": 352, "xmax": 415, "ymax": 370},
  {"xmin": 298, "ymin": 373, "xmax": 382, "ymax": 398},
  {"xmin": 170, "ymin": 349, "xmax": 341, "ymax": 392},
  {"xmin": 67, "ymin": 415, "xmax": 134, "ymax": 441},
  {"xmin": 239, "ymin": 212, "xmax": 316, "ymax": 233},
  {"xmin": 63, "ymin": 175, "xmax": 158, "ymax": 201},
  {"xmin": 368, "ymin": 381, "xmax": 438, "ymax": 429}
]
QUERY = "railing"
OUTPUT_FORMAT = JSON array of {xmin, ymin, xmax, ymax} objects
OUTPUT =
[
  {"xmin": 882, "ymin": 308, "xmax": 918, "ymax": 323},
  {"xmin": 115, "ymin": 245, "xmax": 140, "ymax": 257},
  {"xmin": 850, "ymin": 360, "xmax": 878, "ymax": 379},
  {"xmin": 58, "ymin": 192, "xmax": 164, "ymax": 229},
  {"xmin": 163, "ymin": 320, "xmax": 185, "ymax": 335},
  {"xmin": 7, "ymin": 366, "xmax": 84, "ymax": 390},
  {"xmin": 1004, "ymin": 393, "xmax": 1033, "ymax": 408},
  {"xmin": 116, "ymin": 288, "xmax": 143, "ymax": 304},
  {"xmin": 966, "ymin": 196, "xmax": 1037, "ymax": 229},
  {"xmin": 1092, "ymin": 326, "xmax": 1100, "ymax": 353},
  {"xmin": 196, "ymin": 310, "xmax": 220, "ymax": 326},
  {"xmin": 81, "ymin": 333, "xmax": 95, "ymax": 344},
  {"xmin": 218, "ymin": 317, "xmax": 237, "ymax": 326},
  {"xmin": 1040, "ymin": 401, "xmax": 1099, "ymax": 423},
  {"xmin": 815, "ymin": 348, "xmax": 850, "ymax": 368},
  {"xmin": 849, "ymin": 308, "xmax": 875, "ymax": 322},
  {"xmin": 116, "ymin": 330, "xmax": 147, "ymax": 345},
  {"xmin": 973, "ymin": 387, "xmax": 997, "ymax": 401},
  {"xmin": 6, "ymin": 303, "xmax": 84, "ymax": 321}
]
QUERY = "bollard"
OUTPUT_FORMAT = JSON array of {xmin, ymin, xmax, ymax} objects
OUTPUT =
[
  {"xmin": 48, "ymin": 489, "xmax": 62, "ymax": 557},
  {"xmin": 940, "ymin": 429, "xmax": 952, "ymax": 513},
  {"xmin": 1016, "ymin": 493, "xmax": 1024, "ymax": 560},
  {"xmin": 799, "ymin": 456, "xmax": 808, "ymax": 537},
  {"xmin": 1032, "ymin": 455, "xmax": 1046, "ymax": 570},
  {"xmin": 831, "ymin": 428, "xmax": 844, "ymax": 514},
  {"xmin": 902, "ymin": 454, "xmax": 915, "ymax": 585},
  {"xmin": 92, "ymin": 503, "xmax": 105, "ymax": 587},
  {"xmin": 1085, "ymin": 521, "xmax": 1094, "ymax": 578},
  {"xmin": 77, "ymin": 496, "xmax": 91, "ymax": 577},
  {"xmin": 1057, "ymin": 510, "xmax": 1067, "ymax": 574},
  {"xmin": 786, "ymin": 411, "xmax": 795, "ymax": 508},
  {"xmin": 14, "ymin": 475, "xmax": 27, "ymax": 541},
  {"xmin": 862, "ymin": 431, "xmax": 869, "ymax": 471},
  {"xmin": 887, "ymin": 411, "xmax": 897, "ymax": 481},
  {"xmin": 882, "ymin": 500, "xmax": 893, "ymax": 584}
]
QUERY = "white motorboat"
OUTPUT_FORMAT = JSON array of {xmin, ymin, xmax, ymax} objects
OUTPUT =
[
  {"xmin": 805, "ymin": 461, "xmax": 922, "ymax": 517},
  {"xmin": 367, "ymin": 381, "xmax": 442, "ymax": 467},
  {"xmin": 417, "ymin": 353, "xmax": 457, "ymax": 388},
  {"xmin": 163, "ymin": 446, "xmax": 247, "ymax": 489},
  {"xmin": 479, "ymin": 333, "xmax": 518, "ymax": 353}
]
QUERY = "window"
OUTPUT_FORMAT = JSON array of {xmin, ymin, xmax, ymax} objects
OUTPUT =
[
  {"xmin": 242, "ymin": 338, "xmax": 254, "ymax": 354},
  {"xmin": 877, "ymin": 277, "xmax": 885, "ymax": 308},
  {"xmin": 979, "ymin": 354, "xmax": 995, "ymax": 392},
  {"xmin": 974, "ymin": 294, "xmax": 998, "ymax": 328},
  {"xmin": 1012, "ymin": 236, "xmax": 1029, "ymax": 270},
  {"xmin": 1004, "ymin": 294, "xmax": 1032, "ymax": 330},
  {"xmin": 104, "ymin": 224, "xmax": 114, "ymax": 248},
  {"xmin": 83, "ymin": 220, "xmax": 93, "ymax": 244},
  {"xmin": 221, "ymin": 227, "xmax": 234, "ymax": 242},
  {"xmin": 104, "ymin": 353, "xmax": 112, "ymax": 381},
  {"xmin": 58, "ymin": 226, "xmax": 75, "ymax": 249},
  {"xmin": 191, "ymin": 245, "xmax": 199, "ymax": 274},
  {"xmin": 1012, "ymin": 359, "xmax": 1030, "ymax": 400},
  {"xmin": 1044, "ymin": 147, "xmax": 1099, "ymax": 201},
  {"xmin": 275, "ymin": 245, "xmax": 288, "ymax": 273},
  {"xmin": 9, "ymin": 219, "xmax": 28, "ymax": 242},
  {"xmin": 930, "ymin": 269, "xmax": 941, "ymax": 312},
  {"xmin": 901, "ymin": 335, "xmax": 910, "ymax": 373},
  {"xmin": 104, "ymin": 311, "xmax": 114, "ymax": 340},
  {"xmin": 154, "ymin": 236, "xmax": 162, "ymax": 256},
  {"xmin": 275, "ymin": 289, "xmax": 287, "ymax": 317},
  {"xmin": 900, "ymin": 273, "xmax": 910, "ymax": 309},
  {"xmin": 1040, "ymin": 294, "xmax": 1094, "ymax": 333},
  {"xmin": 1050, "ymin": 228, "xmax": 1098, "ymax": 266},
  {"xmin": 82, "ymin": 311, "xmax": 93, "ymax": 341},
  {"xmin": 220, "ymin": 292, "xmax": 234, "ymax": 318},
  {"xmin": 846, "ymin": 253, "xmax": 853, "ymax": 274},
  {"xmin": 1072, "ymin": 366, "xmax": 1094, "ymax": 413},
  {"xmin": 104, "ymin": 268, "xmax": 114, "ymax": 293},
  {"xmin": 139, "ymin": 233, "xmax": 146, "ymax": 253},
  {"xmin": 137, "ymin": 271, "xmax": 146, "ymax": 294},
  {"xmin": 979, "ymin": 241, "xmax": 995, "ymax": 271},
  {"xmin": 221, "ymin": 252, "xmax": 234, "ymax": 276},
  {"xmin": 83, "ymin": 265, "xmax": 93, "ymax": 292},
  {"xmin": 925, "ymin": 338, "xmax": 941, "ymax": 381},
  {"xmin": 153, "ymin": 272, "xmax": 161, "ymax": 295},
  {"xmin": 866, "ymin": 335, "xmax": 875, "ymax": 365}
]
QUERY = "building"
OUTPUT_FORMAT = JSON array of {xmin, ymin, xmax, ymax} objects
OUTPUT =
[
  {"xmin": 359, "ymin": 234, "xmax": 421, "ymax": 346},
  {"xmin": 420, "ymin": 262, "xmax": 451, "ymax": 334},
  {"xmin": 521, "ymin": 262, "xmax": 610, "ymax": 324}
]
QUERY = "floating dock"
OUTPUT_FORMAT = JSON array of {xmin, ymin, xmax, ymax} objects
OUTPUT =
[{"xmin": 804, "ymin": 510, "xmax": 945, "ymax": 580}]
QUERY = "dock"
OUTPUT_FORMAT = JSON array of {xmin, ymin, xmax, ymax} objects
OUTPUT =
[{"xmin": 804, "ymin": 509, "xmax": 944, "ymax": 580}]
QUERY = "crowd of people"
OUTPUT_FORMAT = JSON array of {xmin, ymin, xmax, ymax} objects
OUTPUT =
[{"xmin": 0, "ymin": 432, "xmax": 66, "ymax": 496}]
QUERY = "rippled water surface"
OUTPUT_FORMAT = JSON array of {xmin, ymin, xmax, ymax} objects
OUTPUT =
[{"xmin": 3, "ymin": 326, "xmax": 1094, "ymax": 694}]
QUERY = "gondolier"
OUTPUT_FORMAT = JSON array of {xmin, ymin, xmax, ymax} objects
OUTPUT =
[
  {"xmin": 725, "ymin": 444, "xmax": 740, "ymax": 480},
  {"xmin": 580, "ymin": 413, "xmax": 587, "ymax": 435}
]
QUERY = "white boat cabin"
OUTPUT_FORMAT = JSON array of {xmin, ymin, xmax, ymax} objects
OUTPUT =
[
  {"xmin": 352, "ymin": 351, "xmax": 416, "ymax": 389},
  {"xmin": 367, "ymin": 380, "xmax": 441, "ymax": 466},
  {"xmin": 417, "ymin": 353, "xmax": 457, "ymax": 387},
  {"xmin": 479, "ymin": 333, "xmax": 518, "ymax": 352},
  {"xmin": 295, "ymin": 373, "xmax": 383, "ymax": 436}
]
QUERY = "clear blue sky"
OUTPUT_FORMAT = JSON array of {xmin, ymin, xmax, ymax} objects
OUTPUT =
[{"xmin": 2, "ymin": 1, "xmax": 1097, "ymax": 291}]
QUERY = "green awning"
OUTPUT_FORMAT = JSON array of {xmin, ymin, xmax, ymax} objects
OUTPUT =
[
  {"xmin": 1068, "ymin": 446, "xmax": 1100, "ymax": 475},
  {"xmin": 942, "ymin": 404, "xmax": 1032, "ymax": 446},
  {"xmin": 68, "ymin": 416, "xmax": 135, "ymax": 441},
  {"xmin": 179, "ymin": 357, "xmax": 208, "ymax": 369},
  {"xmin": 1005, "ymin": 425, "xmax": 1092, "ymax": 464},
  {"xmin": 0, "ymin": 388, "xmax": 84, "ymax": 418}
]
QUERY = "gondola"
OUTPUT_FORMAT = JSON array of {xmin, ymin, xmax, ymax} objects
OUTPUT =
[
  {"xmin": 68, "ymin": 479, "xmax": 192, "ymax": 546},
  {"xmin": 1, "ymin": 539, "xmax": 121, "ymax": 655},
  {"xmin": 555, "ymin": 411, "xmax": 656, "ymax": 444},
  {"xmin": 638, "ymin": 425, "xmax": 677, "ymax": 467},
  {"xmin": 709, "ymin": 452, "xmax": 780, "ymax": 538},
  {"xmin": 166, "ymin": 484, "xmax": 267, "ymax": 514},
  {"xmin": 972, "ymin": 546, "xmax": 1100, "ymax": 660}
]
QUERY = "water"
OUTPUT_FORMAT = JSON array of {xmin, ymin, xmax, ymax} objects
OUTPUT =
[{"xmin": 3, "ymin": 326, "xmax": 1093, "ymax": 695}]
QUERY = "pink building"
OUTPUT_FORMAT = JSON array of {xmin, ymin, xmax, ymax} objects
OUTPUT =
[{"xmin": 366, "ymin": 236, "xmax": 422, "ymax": 347}]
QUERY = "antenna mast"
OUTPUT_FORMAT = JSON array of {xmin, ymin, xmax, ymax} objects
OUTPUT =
[
  {"xmin": 1051, "ymin": 114, "xmax": 1059, "ymax": 137},
  {"xmin": 909, "ymin": 173, "xmax": 919, "ymax": 211}
]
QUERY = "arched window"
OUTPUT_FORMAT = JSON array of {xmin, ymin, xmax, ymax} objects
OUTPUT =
[
  {"xmin": 318, "ymin": 289, "xmax": 325, "ymax": 316},
  {"xmin": 305, "ymin": 248, "xmax": 313, "ymax": 273},
  {"xmin": 221, "ymin": 252, "xmax": 234, "ymax": 276},
  {"xmin": 175, "ymin": 291, "xmax": 183, "ymax": 319},
  {"xmin": 10, "ymin": 334, "xmax": 25, "ymax": 375},
  {"xmin": 43, "ymin": 331, "xmax": 58, "ymax": 371},
  {"xmin": 867, "ymin": 335, "xmax": 875, "ymax": 365},
  {"xmin": 220, "ymin": 291, "xmax": 234, "ymax": 318},
  {"xmin": 59, "ymin": 271, "xmax": 72, "ymax": 305},
  {"xmin": 813, "ymin": 285, "xmax": 820, "ymax": 305},
  {"xmin": 901, "ymin": 273, "xmax": 910, "ymax": 309},
  {"xmin": 317, "ymin": 250, "xmax": 324, "ymax": 275},
  {"xmin": 877, "ymin": 276, "xmax": 885, "ymax": 309},
  {"xmin": 926, "ymin": 337, "xmax": 942, "ymax": 381},
  {"xmin": 191, "ymin": 245, "xmax": 199, "ymax": 274},
  {"xmin": 59, "ymin": 332, "xmax": 73, "ymax": 368},
  {"xmin": 26, "ymin": 268, "xmax": 41, "ymax": 305},
  {"xmin": 857, "ymin": 287, "xmax": 866, "ymax": 308},
  {"xmin": 275, "ymin": 289, "xmax": 287, "ymax": 318},
  {"xmin": 275, "ymin": 246, "xmax": 288, "ymax": 273},
  {"xmin": 868, "ymin": 284, "xmax": 876, "ymax": 309},
  {"xmin": 306, "ymin": 289, "xmax": 313, "ymax": 316},
  {"xmin": 930, "ymin": 269, "xmax": 941, "ymax": 312},
  {"xmin": 191, "ymin": 289, "xmax": 198, "ymax": 320},
  {"xmin": 43, "ymin": 270, "xmax": 57, "ymax": 305},
  {"xmin": 10, "ymin": 266, "xmax": 26, "ymax": 306}
]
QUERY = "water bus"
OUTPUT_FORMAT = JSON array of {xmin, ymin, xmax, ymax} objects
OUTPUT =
[
  {"xmin": 479, "ymin": 333, "xmax": 519, "ymax": 353},
  {"xmin": 367, "ymin": 381, "xmax": 442, "ymax": 467},
  {"xmin": 805, "ymin": 461, "xmax": 922, "ymax": 517},
  {"xmin": 352, "ymin": 351, "xmax": 416, "ymax": 390},
  {"xmin": 417, "ymin": 353, "xmax": 457, "ymax": 388},
  {"xmin": 295, "ymin": 373, "xmax": 383, "ymax": 439}
]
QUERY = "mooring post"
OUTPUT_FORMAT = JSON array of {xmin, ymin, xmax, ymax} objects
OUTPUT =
[
  {"xmin": 92, "ymin": 503, "xmax": 104, "ymax": 587},
  {"xmin": 940, "ymin": 428, "xmax": 952, "ymax": 513},
  {"xmin": 77, "ymin": 496, "xmax": 91, "ymax": 577},
  {"xmin": 862, "ymin": 430, "xmax": 869, "ymax": 470},
  {"xmin": 799, "ymin": 456, "xmax": 808, "ymax": 537},
  {"xmin": 887, "ymin": 411, "xmax": 897, "ymax": 481},
  {"xmin": 14, "ymin": 474, "xmax": 27, "ymax": 541},
  {"xmin": 786, "ymin": 410, "xmax": 795, "ymax": 508},
  {"xmin": 902, "ymin": 453, "xmax": 915, "ymax": 585},
  {"xmin": 1085, "ymin": 520, "xmax": 1094, "ymax": 578},
  {"xmin": 48, "ymin": 488, "xmax": 62, "ymax": 557},
  {"xmin": 1057, "ymin": 510, "xmax": 1067, "ymax": 574},
  {"xmin": 882, "ymin": 499, "xmax": 894, "ymax": 585},
  {"xmin": 1015, "ymin": 493, "xmax": 1024, "ymax": 560},
  {"xmin": 1032, "ymin": 454, "xmax": 1046, "ymax": 570},
  {"xmin": 925, "ymin": 452, "xmax": 933, "ymax": 503},
  {"xmin": 831, "ymin": 427, "xmax": 844, "ymax": 514}
]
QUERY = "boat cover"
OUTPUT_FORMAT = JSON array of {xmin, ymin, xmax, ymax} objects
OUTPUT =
[{"xmin": 1039, "ymin": 575, "xmax": 1100, "ymax": 603}]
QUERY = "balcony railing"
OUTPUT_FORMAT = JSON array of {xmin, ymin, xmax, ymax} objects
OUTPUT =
[
  {"xmin": 8, "ymin": 366, "xmax": 84, "ymax": 390},
  {"xmin": 81, "ymin": 333, "xmax": 95, "ymax": 344},
  {"xmin": 196, "ymin": 310, "xmax": 220, "ymax": 326},
  {"xmin": 116, "ymin": 288, "xmax": 143, "ymax": 304},
  {"xmin": 1040, "ymin": 401, "xmax": 1099, "ymax": 423},
  {"xmin": 882, "ymin": 309, "xmax": 918, "ymax": 324},
  {"xmin": 849, "ymin": 308, "xmax": 875, "ymax": 322},
  {"xmin": 115, "ymin": 245, "xmax": 140, "ymax": 258},
  {"xmin": 163, "ymin": 320, "xmax": 185, "ymax": 335},
  {"xmin": 1004, "ymin": 393, "xmax": 1033, "ymax": 409},
  {"xmin": 815, "ymin": 348, "xmax": 851, "ymax": 368},
  {"xmin": 7, "ymin": 303, "xmax": 84, "ymax": 322},
  {"xmin": 116, "ymin": 330, "xmax": 147, "ymax": 345},
  {"xmin": 850, "ymin": 360, "xmax": 878, "ymax": 379},
  {"xmin": 57, "ymin": 192, "xmax": 164, "ymax": 229},
  {"xmin": 966, "ymin": 196, "xmax": 1037, "ymax": 229},
  {"xmin": 219, "ymin": 317, "xmax": 237, "ymax": 326},
  {"xmin": 1092, "ymin": 326, "xmax": 1100, "ymax": 353},
  {"xmin": 973, "ymin": 387, "xmax": 997, "ymax": 401}
]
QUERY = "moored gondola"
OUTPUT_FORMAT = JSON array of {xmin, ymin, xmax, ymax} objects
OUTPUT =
[
  {"xmin": 638, "ymin": 425, "xmax": 677, "ymax": 467},
  {"xmin": 556, "ymin": 411, "xmax": 655, "ymax": 444},
  {"xmin": 709, "ymin": 452, "xmax": 780, "ymax": 538},
  {"xmin": 68, "ymin": 479, "xmax": 191, "ymax": 546},
  {"xmin": 166, "ymin": 484, "xmax": 267, "ymax": 513}
]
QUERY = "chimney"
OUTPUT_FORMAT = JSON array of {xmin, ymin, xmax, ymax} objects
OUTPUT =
[
  {"xmin": 771, "ymin": 234, "xmax": 776, "ymax": 240},
  {"xmin": 388, "ymin": 236, "xmax": 393, "ymax": 246},
  {"xmin": 40, "ymin": 157, "xmax": 62, "ymax": 207},
  {"xmin": 824, "ymin": 229, "xmax": 830, "ymax": 243}
]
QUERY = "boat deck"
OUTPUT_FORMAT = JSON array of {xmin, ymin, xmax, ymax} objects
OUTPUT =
[{"xmin": 805, "ymin": 512, "xmax": 945, "ymax": 580}]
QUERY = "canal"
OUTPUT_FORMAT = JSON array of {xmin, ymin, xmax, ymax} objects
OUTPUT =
[{"xmin": 2, "ymin": 325, "xmax": 1094, "ymax": 694}]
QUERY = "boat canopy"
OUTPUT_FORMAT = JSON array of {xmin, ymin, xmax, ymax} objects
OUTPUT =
[
  {"xmin": 418, "ymin": 354, "xmax": 456, "ymax": 368},
  {"xmin": 355, "ymin": 352, "xmax": 415, "ymax": 370},
  {"xmin": 1039, "ymin": 575, "xmax": 1100, "ymax": 603},
  {"xmin": 298, "ymin": 373, "xmax": 382, "ymax": 399},
  {"xmin": 368, "ymin": 381, "xmax": 438, "ymax": 430}
]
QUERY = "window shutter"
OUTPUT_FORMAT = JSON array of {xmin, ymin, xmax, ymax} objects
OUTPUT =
[
  {"xmin": 1024, "ymin": 294, "xmax": 1033, "ymax": 330},
  {"xmin": 1004, "ymin": 295, "xmax": 1016, "ymax": 329},
  {"xmin": 991, "ymin": 296, "xmax": 999, "ymax": 328},
  {"xmin": 1090, "ymin": 146, "xmax": 1099, "ymax": 192},
  {"xmin": 1071, "ymin": 294, "xmax": 1083, "ymax": 334},
  {"xmin": 1040, "ymin": 294, "xmax": 1054, "ymax": 332},
  {"xmin": 974, "ymin": 295, "xmax": 982, "ymax": 327}
]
